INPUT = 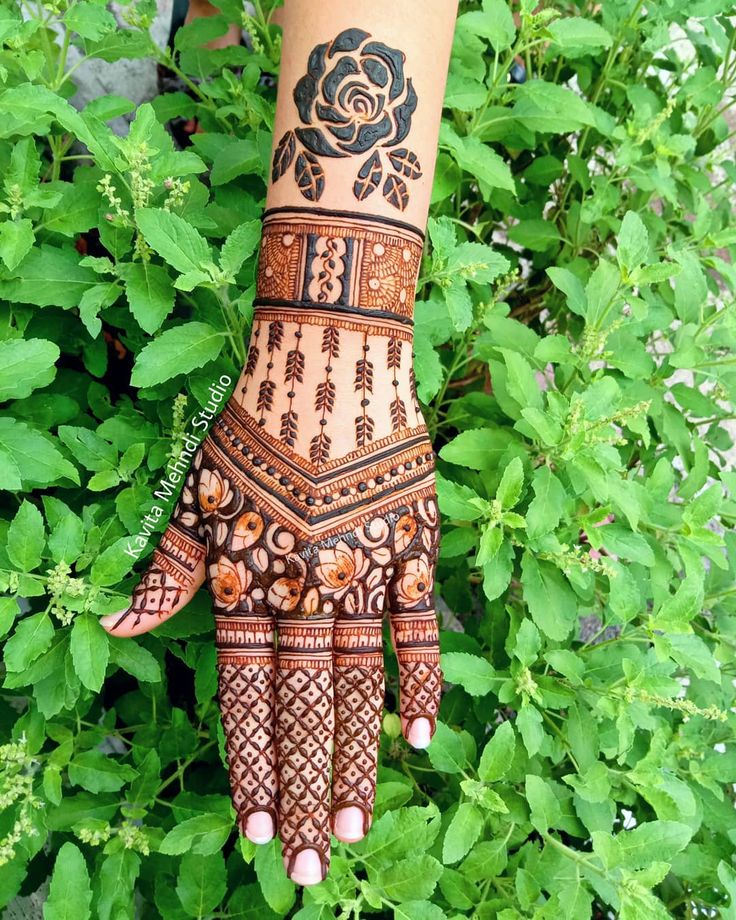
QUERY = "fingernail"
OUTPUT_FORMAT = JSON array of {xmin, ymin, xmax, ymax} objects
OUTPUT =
[
  {"xmin": 407, "ymin": 717, "xmax": 432, "ymax": 749},
  {"xmin": 333, "ymin": 806, "xmax": 366, "ymax": 843},
  {"xmin": 289, "ymin": 848, "xmax": 324, "ymax": 886},
  {"xmin": 245, "ymin": 811, "xmax": 274, "ymax": 845},
  {"xmin": 99, "ymin": 612, "xmax": 125, "ymax": 632}
]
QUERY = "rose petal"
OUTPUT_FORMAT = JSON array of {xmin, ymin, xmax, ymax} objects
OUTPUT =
[
  {"xmin": 296, "ymin": 126, "xmax": 344, "ymax": 158},
  {"xmin": 338, "ymin": 113, "xmax": 392, "ymax": 155},
  {"xmin": 362, "ymin": 41, "xmax": 406, "ymax": 100},
  {"xmin": 322, "ymin": 56, "xmax": 360, "ymax": 105},
  {"xmin": 385, "ymin": 78, "xmax": 417, "ymax": 146},
  {"xmin": 330, "ymin": 28, "xmax": 370, "ymax": 55}
]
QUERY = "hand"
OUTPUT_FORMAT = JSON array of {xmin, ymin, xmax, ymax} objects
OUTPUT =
[{"xmin": 101, "ymin": 208, "xmax": 443, "ymax": 886}]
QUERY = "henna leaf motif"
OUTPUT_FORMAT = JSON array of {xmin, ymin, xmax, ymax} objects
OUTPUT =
[
  {"xmin": 315, "ymin": 380, "xmax": 336, "ymax": 413},
  {"xmin": 354, "ymin": 358, "xmax": 374, "ymax": 393},
  {"xmin": 280, "ymin": 409, "xmax": 298, "ymax": 445},
  {"xmin": 355, "ymin": 415, "xmax": 375, "ymax": 447},
  {"xmin": 322, "ymin": 326, "xmax": 340, "ymax": 357},
  {"xmin": 272, "ymin": 131, "xmax": 296, "ymax": 182},
  {"xmin": 295, "ymin": 151, "xmax": 325, "ymax": 201},
  {"xmin": 387, "ymin": 148, "xmax": 422, "ymax": 179},
  {"xmin": 244, "ymin": 345, "xmax": 259, "ymax": 376},
  {"xmin": 285, "ymin": 348, "xmax": 305, "ymax": 384},
  {"xmin": 390, "ymin": 397, "xmax": 408, "ymax": 429},
  {"xmin": 382, "ymin": 173, "xmax": 410, "ymax": 211},
  {"xmin": 387, "ymin": 337, "xmax": 402, "ymax": 369},
  {"xmin": 353, "ymin": 151, "xmax": 383, "ymax": 201},
  {"xmin": 257, "ymin": 379, "xmax": 275, "ymax": 413},
  {"xmin": 309, "ymin": 431, "xmax": 331, "ymax": 464}
]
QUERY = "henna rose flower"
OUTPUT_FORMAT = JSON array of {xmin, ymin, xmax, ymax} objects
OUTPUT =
[
  {"xmin": 209, "ymin": 557, "xmax": 251, "ymax": 611},
  {"xmin": 393, "ymin": 555, "xmax": 432, "ymax": 608},
  {"xmin": 315, "ymin": 540, "xmax": 370, "ymax": 599},
  {"xmin": 293, "ymin": 28, "xmax": 417, "ymax": 158},
  {"xmin": 198, "ymin": 469, "xmax": 233, "ymax": 515}
]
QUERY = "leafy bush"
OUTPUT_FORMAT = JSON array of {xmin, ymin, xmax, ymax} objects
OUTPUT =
[{"xmin": 1, "ymin": 0, "xmax": 735, "ymax": 917}]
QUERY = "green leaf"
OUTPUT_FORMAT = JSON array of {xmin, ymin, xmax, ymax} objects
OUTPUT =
[
  {"xmin": 7, "ymin": 499, "xmax": 45, "ymax": 571},
  {"xmin": 45, "ymin": 842, "xmax": 92, "ymax": 920},
  {"xmin": 439, "ymin": 428, "xmax": 515, "ymax": 471},
  {"xmin": 254, "ymin": 839, "xmax": 296, "ymax": 915},
  {"xmin": 136, "ymin": 207, "xmax": 211, "ymax": 274},
  {"xmin": 526, "ymin": 466, "xmax": 566, "ymax": 538},
  {"xmin": 220, "ymin": 220, "xmax": 261, "ymax": 276},
  {"xmin": 617, "ymin": 211, "xmax": 649, "ymax": 272},
  {"xmin": 4, "ymin": 611, "xmax": 54, "ymax": 672},
  {"xmin": 131, "ymin": 322, "xmax": 224, "ymax": 388},
  {"xmin": 441, "ymin": 126, "xmax": 516, "ymax": 195},
  {"xmin": 500, "ymin": 349, "xmax": 542, "ymax": 411},
  {"xmin": 507, "ymin": 219, "xmax": 561, "ymax": 252},
  {"xmin": 160, "ymin": 813, "xmax": 233, "ymax": 855},
  {"xmin": 58, "ymin": 426, "xmax": 117, "ymax": 472},
  {"xmin": 526, "ymin": 774, "xmax": 561, "ymax": 833},
  {"xmin": 512, "ymin": 81, "xmax": 597, "ymax": 133},
  {"xmin": 0, "ymin": 597, "xmax": 17, "ymax": 638},
  {"xmin": 0, "ymin": 244, "xmax": 97, "ymax": 308},
  {"xmin": 428, "ymin": 722, "xmax": 468, "ymax": 774},
  {"xmin": 210, "ymin": 138, "xmax": 261, "ymax": 185},
  {"xmin": 441, "ymin": 652, "xmax": 496, "ymax": 696},
  {"xmin": 375, "ymin": 854, "xmax": 443, "ymax": 901},
  {"xmin": 68, "ymin": 751, "xmax": 138, "ymax": 793},
  {"xmin": 176, "ymin": 851, "xmax": 227, "ymax": 917},
  {"xmin": 107, "ymin": 634, "xmax": 162, "ymax": 682},
  {"xmin": 478, "ymin": 721, "xmax": 515, "ymax": 782},
  {"xmin": 70, "ymin": 614, "xmax": 110, "ymax": 691},
  {"xmin": 393, "ymin": 902, "xmax": 447, "ymax": 920},
  {"xmin": 520, "ymin": 551, "xmax": 577, "ymax": 640},
  {"xmin": 547, "ymin": 18, "xmax": 613, "ymax": 57},
  {"xmin": 96, "ymin": 850, "xmax": 140, "ymax": 920},
  {"xmin": 90, "ymin": 537, "xmax": 135, "ymax": 587},
  {"xmin": 497, "ymin": 456, "xmax": 524, "ymax": 509},
  {"xmin": 0, "ymin": 218, "xmax": 34, "ymax": 270},
  {"xmin": 119, "ymin": 262, "xmax": 175, "ymax": 334},
  {"xmin": 459, "ymin": 0, "xmax": 516, "ymax": 51},
  {"xmin": 442, "ymin": 803, "xmax": 484, "ymax": 864},
  {"xmin": 64, "ymin": 2, "xmax": 116, "ymax": 40}
]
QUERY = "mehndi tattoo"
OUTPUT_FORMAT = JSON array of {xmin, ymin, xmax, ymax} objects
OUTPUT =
[
  {"xmin": 110, "ymin": 203, "xmax": 442, "ymax": 880},
  {"xmin": 272, "ymin": 29, "xmax": 422, "ymax": 210}
]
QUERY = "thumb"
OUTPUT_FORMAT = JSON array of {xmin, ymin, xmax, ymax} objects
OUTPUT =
[{"xmin": 101, "ymin": 488, "xmax": 206, "ymax": 638}]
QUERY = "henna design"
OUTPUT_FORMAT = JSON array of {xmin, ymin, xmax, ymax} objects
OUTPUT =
[
  {"xmin": 115, "ymin": 209, "xmax": 443, "ymax": 880},
  {"xmin": 272, "ymin": 29, "xmax": 422, "ymax": 208}
]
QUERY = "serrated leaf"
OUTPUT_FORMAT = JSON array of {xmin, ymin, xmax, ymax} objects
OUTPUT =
[
  {"xmin": 441, "ymin": 652, "xmax": 495, "ymax": 696},
  {"xmin": 131, "ymin": 322, "xmax": 224, "ymax": 388},
  {"xmin": 70, "ymin": 613, "xmax": 110, "ymax": 691},
  {"xmin": 7, "ymin": 499, "xmax": 45, "ymax": 571},
  {"xmin": 136, "ymin": 207, "xmax": 211, "ymax": 274},
  {"xmin": 478, "ymin": 720, "xmax": 515, "ymax": 782}
]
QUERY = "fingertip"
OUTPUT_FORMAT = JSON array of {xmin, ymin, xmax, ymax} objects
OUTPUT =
[
  {"xmin": 285, "ymin": 848, "xmax": 324, "ymax": 886},
  {"xmin": 99, "ymin": 611, "xmax": 127, "ymax": 633},
  {"xmin": 245, "ymin": 811, "xmax": 275, "ymax": 845},
  {"xmin": 333, "ymin": 805, "xmax": 367, "ymax": 843},
  {"xmin": 406, "ymin": 716, "xmax": 433, "ymax": 749}
]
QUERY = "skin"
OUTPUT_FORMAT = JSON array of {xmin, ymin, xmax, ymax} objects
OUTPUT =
[{"xmin": 102, "ymin": 0, "xmax": 458, "ymax": 886}]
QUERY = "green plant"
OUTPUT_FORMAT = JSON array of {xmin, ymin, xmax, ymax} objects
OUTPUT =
[{"xmin": 1, "ymin": 0, "xmax": 735, "ymax": 917}]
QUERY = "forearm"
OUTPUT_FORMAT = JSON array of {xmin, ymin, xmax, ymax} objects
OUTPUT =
[{"xmin": 230, "ymin": 0, "xmax": 458, "ymax": 458}]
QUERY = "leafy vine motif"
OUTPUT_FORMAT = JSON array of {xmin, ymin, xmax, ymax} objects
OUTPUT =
[{"xmin": 272, "ymin": 28, "xmax": 422, "ymax": 211}]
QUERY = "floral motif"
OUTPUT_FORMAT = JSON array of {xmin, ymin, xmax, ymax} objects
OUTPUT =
[
  {"xmin": 394, "ymin": 513, "xmax": 417, "ymax": 553},
  {"xmin": 392, "ymin": 555, "xmax": 432, "ymax": 608},
  {"xmin": 199, "ymin": 469, "xmax": 233, "ymax": 515},
  {"xmin": 315, "ymin": 540, "xmax": 371, "ymax": 599},
  {"xmin": 267, "ymin": 576, "xmax": 305, "ymax": 612},
  {"xmin": 232, "ymin": 511, "xmax": 265, "ymax": 551},
  {"xmin": 271, "ymin": 29, "xmax": 422, "ymax": 210},
  {"xmin": 209, "ymin": 557, "xmax": 251, "ymax": 611}
]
